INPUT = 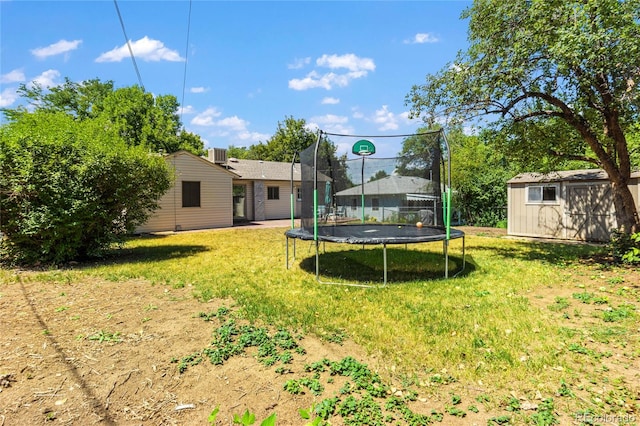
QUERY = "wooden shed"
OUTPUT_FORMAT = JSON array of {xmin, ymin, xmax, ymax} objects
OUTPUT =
[
  {"xmin": 136, "ymin": 151, "xmax": 235, "ymax": 233},
  {"xmin": 507, "ymin": 169, "xmax": 640, "ymax": 242}
]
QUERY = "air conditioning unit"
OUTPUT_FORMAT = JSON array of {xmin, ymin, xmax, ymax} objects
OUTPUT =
[{"xmin": 208, "ymin": 148, "xmax": 227, "ymax": 164}]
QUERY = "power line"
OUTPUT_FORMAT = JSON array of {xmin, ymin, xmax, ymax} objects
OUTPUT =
[
  {"xmin": 113, "ymin": 0, "xmax": 144, "ymax": 90},
  {"xmin": 180, "ymin": 0, "xmax": 193, "ymax": 127}
]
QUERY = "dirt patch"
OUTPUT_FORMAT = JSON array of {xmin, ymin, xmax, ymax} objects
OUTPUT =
[
  {"xmin": 0, "ymin": 277, "xmax": 381, "ymax": 425},
  {"xmin": 2, "ymin": 276, "xmax": 497, "ymax": 425}
]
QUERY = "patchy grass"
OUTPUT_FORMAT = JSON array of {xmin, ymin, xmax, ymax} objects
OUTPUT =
[{"xmin": 5, "ymin": 227, "xmax": 639, "ymax": 423}]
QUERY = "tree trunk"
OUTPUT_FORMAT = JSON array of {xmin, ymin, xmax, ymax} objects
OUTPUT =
[{"xmin": 610, "ymin": 179, "xmax": 640, "ymax": 235}]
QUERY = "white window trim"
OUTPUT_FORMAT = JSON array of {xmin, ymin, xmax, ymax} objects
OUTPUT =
[{"xmin": 525, "ymin": 183, "xmax": 560, "ymax": 205}]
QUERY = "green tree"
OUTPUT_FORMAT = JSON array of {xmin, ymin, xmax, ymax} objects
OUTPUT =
[
  {"xmin": 407, "ymin": 0, "xmax": 640, "ymax": 233},
  {"xmin": 2, "ymin": 79, "xmax": 204, "ymax": 155},
  {"xmin": 449, "ymin": 128, "xmax": 513, "ymax": 226},
  {"xmin": 0, "ymin": 111, "xmax": 172, "ymax": 265},
  {"xmin": 245, "ymin": 116, "xmax": 317, "ymax": 162}
]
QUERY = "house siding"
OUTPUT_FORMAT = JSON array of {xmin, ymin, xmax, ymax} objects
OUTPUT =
[{"xmin": 136, "ymin": 152, "xmax": 233, "ymax": 233}]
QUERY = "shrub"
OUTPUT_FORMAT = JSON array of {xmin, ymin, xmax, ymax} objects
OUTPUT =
[
  {"xmin": 608, "ymin": 228, "xmax": 640, "ymax": 264},
  {"xmin": 0, "ymin": 112, "xmax": 171, "ymax": 265}
]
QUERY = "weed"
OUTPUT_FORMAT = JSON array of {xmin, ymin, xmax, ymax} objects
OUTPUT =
[
  {"xmin": 87, "ymin": 330, "xmax": 121, "ymax": 343},
  {"xmin": 602, "ymin": 304, "xmax": 636, "ymax": 322},
  {"xmin": 549, "ymin": 297, "xmax": 569, "ymax": 312},
  {"xmin": 573, "ymin": 292, "xmax": 595, "ymax": 304},
  {"xmin": 55, "ymin": 306, "xmax": 69, "ymax": 312},
  {"xmin": 233, "ymin": 410, "xmax": 276, "ymax": 426},
  {"xmin": 530, "ymin": 398, "xmax": 559, "ymax": 425},
  {"xmin": 208, "ymin": 406, "xmax": 220, "ymax": 425},
  {"xmin": 144, "ymin": 304, "xmax": 158, "ymax": 311},
  {"xmin": 557, "ymin": 380, "xmax": 575, "ymax": 397},
  {"xmin": 446, "ymin": 406, "xmax": 466, "ymax": 417}
]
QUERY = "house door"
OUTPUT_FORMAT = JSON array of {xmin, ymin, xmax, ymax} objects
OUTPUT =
[
  {"xmin": 565, "ymin": 183, "xmax": 616, "ymax": 241},
  {"xmin": 233, "ymin": 185, "xmax": 246, "ymax": 221}
]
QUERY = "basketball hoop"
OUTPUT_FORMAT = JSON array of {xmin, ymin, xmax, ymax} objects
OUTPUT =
[{"xmin": 352, "ymin": 139, "xmax": 376, "ymax": 157}]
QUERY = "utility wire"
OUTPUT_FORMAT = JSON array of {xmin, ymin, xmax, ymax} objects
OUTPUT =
[
  {"xmin": 180, "ymin": 0, "xmax": 193, "ymax": 128},
  {"xmin": 113, "ymin": 0, "xmax": 144, "ymax": 90}
]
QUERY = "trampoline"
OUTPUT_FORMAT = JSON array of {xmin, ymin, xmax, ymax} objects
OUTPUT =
[{"xmin": 284, "ymin": 129, "xmax": 466, "ymax": 286}]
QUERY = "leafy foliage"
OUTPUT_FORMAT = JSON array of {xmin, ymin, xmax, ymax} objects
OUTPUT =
[
  {"xmin": 3, "ymin": 78, "xmax": 203, "ymax": 155},
  {"xmin": 407, "ymin": 0, "xmax": 640, "ymax": 233},
  {"xmin": 0, "ymin": 111, "xmax": 171, "ymax": 265}
]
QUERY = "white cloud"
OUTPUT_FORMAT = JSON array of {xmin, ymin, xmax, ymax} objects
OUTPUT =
[
  {"xmin": 217, "ymin": 116, "xmax": 250, "ymax": 131},
  {"xmin": 190, "ymin": 86, "xmax": 209, "ymax": 94},
  {"xmin": 316, "ymin": 53, "xmax": 375, "ymax": 72},
  {"xmin": 1, "ymin": 69, "xmax": 26, "ymax": 84},
  {"xmin": 31, "ymin": 69, "xmax": 61, "ymax": 88},
  {"xmin": 0, "ymin": 87, "xmax": 19, "ymax": 108},
  {"xmin": 190, "ymin": 108, "xmax": 268, "ymax": 144},
  {"xmin": 321, "ymin": 97, "xmax": 340, "ymax": 105},
  {"xmin": 191, "ymin": 107, "xmax": 222, "ymax": 126},
  {"xmin": 307, "ymin": 114, "xmax": 353, "ymax": 136},
  {"xmin": 96, "ymin": 36, "xmax": 183, "ymax": 63},
  {"xmin": 373, "ymin": 105, "xmax": 399, "ymax": 131},
  {"xmin": 179, "ymin": 105, "xmax": 196, "ymax": 115},
  {"xmin": 287, "ymin": 57, "xmax": 311, "ymax": 69},
  {"xmin": 31, "ymin": 39, "xmax": 82, "ymax": 59},
  {"xmin": 310, "ymin": 114, "xmax": 349, "ymax": 125},
  {"xmin": 288, "ymin": 53, "xmax": 375, "ymax": 91},
  {"xmin": 404, "ymin": 33, "xmax": 440, "ymax": 44}
]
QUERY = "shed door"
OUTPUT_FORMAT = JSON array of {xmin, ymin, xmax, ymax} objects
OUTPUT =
[{"xmin": 565, "ymin": 183, "xmax": 616, "ymax": 241}]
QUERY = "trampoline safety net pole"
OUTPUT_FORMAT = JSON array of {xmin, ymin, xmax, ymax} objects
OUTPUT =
[{"xmin": 361, "ymin": 156, "xmax": 365, "ymax": 223}]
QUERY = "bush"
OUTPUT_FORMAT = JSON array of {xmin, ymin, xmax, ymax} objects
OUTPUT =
[
  {"xmin": 0, "ymin": 112, "xmax": 171, "ymax": 265},
  {"xmin": 609, "ymin": 228, "xmax": 640, "ymax": 264}
]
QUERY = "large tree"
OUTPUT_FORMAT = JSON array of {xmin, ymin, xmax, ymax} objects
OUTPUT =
[
  {"xmin": 3, "ymin": 78, "xmax": 204, "ymax": 155},
  {"xmin": 243, "ymin": 116, "xmax": 318, "ymax": 162},
  {"xmin": 407, "ymin": 0, "xmax": 640, "ymax": 233}
]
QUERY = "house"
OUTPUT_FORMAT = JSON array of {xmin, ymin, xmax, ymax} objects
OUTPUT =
[
  {"xmin": 223, "ymin": 157, "xmax": 302, "ymax": 222},
  {"xmin": 136, "ymin": 149, "xmax": 302, "ymax": 232},
  {"xmin": 136, "ymin": 151, "xmax": 235, "ymax": 233},
  {"xmin": 334, "ymin": 175, "xmax": 439, "ymax": 224},
  {"xmin": 507, "ymin": 169, "xmax": 640, "ymax": 242}
]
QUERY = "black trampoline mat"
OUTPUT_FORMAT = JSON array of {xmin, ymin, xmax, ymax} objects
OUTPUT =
[{"xmin": 285, "ymin": 224, "xmax": 464, "ymax": 245}]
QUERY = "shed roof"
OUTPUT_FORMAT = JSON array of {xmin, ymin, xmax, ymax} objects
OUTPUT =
[
  {"xmin": 222, "ymin": 158, "xmax": 300, "ymax": 182},
  {"xmin": 508, "ymin": 169, "xmax": 640, "ymax": 184}
]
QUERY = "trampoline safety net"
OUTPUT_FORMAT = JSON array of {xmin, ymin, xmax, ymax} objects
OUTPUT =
[{"xmin": 298, "ymin": 130, "xmax": 446, "ymax": 235}]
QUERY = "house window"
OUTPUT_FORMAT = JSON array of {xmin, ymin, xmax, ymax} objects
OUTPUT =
[
  {"xmin": 527, "ymin": 185, "xmax": 558, "ymax": 204},
  {"xmin": 182, "ymin": 181, "xmax": 201, "ymax": 207},
  {"xmin": 296, "ymin": 187, "xmax": 302, "ymax": 201},
  {"xmin": 267, "ymin": 186, "xmax": 280, "ymax": 200},
  {"xmin": 372, "ymin": 198, "xmax": 379, "ymax": 211},
  {"xmin": 351, "ymin": 198, "xmax": 357, "ymax": 210}
]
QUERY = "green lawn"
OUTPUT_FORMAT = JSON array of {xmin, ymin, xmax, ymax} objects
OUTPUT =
[{"xmin": 5, "ymin": 226, "xmax": 638, "ymax": 424}]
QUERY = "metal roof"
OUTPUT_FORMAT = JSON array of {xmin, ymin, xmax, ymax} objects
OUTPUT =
[{"xmin": 335, "ymin": 175, "xmax": 435, "ymax": 196}]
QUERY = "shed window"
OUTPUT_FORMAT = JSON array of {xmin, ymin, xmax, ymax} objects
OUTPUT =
[
  {"xmin": 296, "ymin": 187, "xmax": 302, "ymax": 201},
  {"xmin": 267, "ymin": 186, "xmax": 280, "ymax": 200},
  {"xmin": 182, "ymin": 181, "xmax": 201, "ymax": 207},
  {"xmin": 527, "ymin": 185, "xmax": 558, "ymax": 204},
  {"xmin": 372, "ymin": 198, "xmax": 379, "ymax": 211}
]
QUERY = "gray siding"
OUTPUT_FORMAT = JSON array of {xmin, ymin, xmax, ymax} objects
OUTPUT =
[{"xmin": 508, "ymin": 174, "xmax": 640, "ymax": 242}]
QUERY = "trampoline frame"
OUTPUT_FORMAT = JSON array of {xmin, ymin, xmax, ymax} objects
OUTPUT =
[
  {"xmin": 285, "ymin": 129, "xmax": 464, "ymax": 287},
  {"xmin": 285, "ymin": 224, "xmax": 466, "ymax": 286}
]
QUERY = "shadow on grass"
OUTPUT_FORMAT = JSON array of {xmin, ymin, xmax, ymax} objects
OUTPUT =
[
  {"xmin": 96, "ymin": 235, "xmax": 210, "ymax": 265},
  {"xmin": 472, "ymin": 239, "xmax": 605, "ymax": 265},
  {"xmin": 298, "ymin": 247, "xmax": 477, "ymax": 284}
]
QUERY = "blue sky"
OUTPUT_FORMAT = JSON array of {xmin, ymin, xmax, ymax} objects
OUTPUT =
[{"xmin": 1, "ymin": 1, "xmax": 472, "ymax": 157}]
